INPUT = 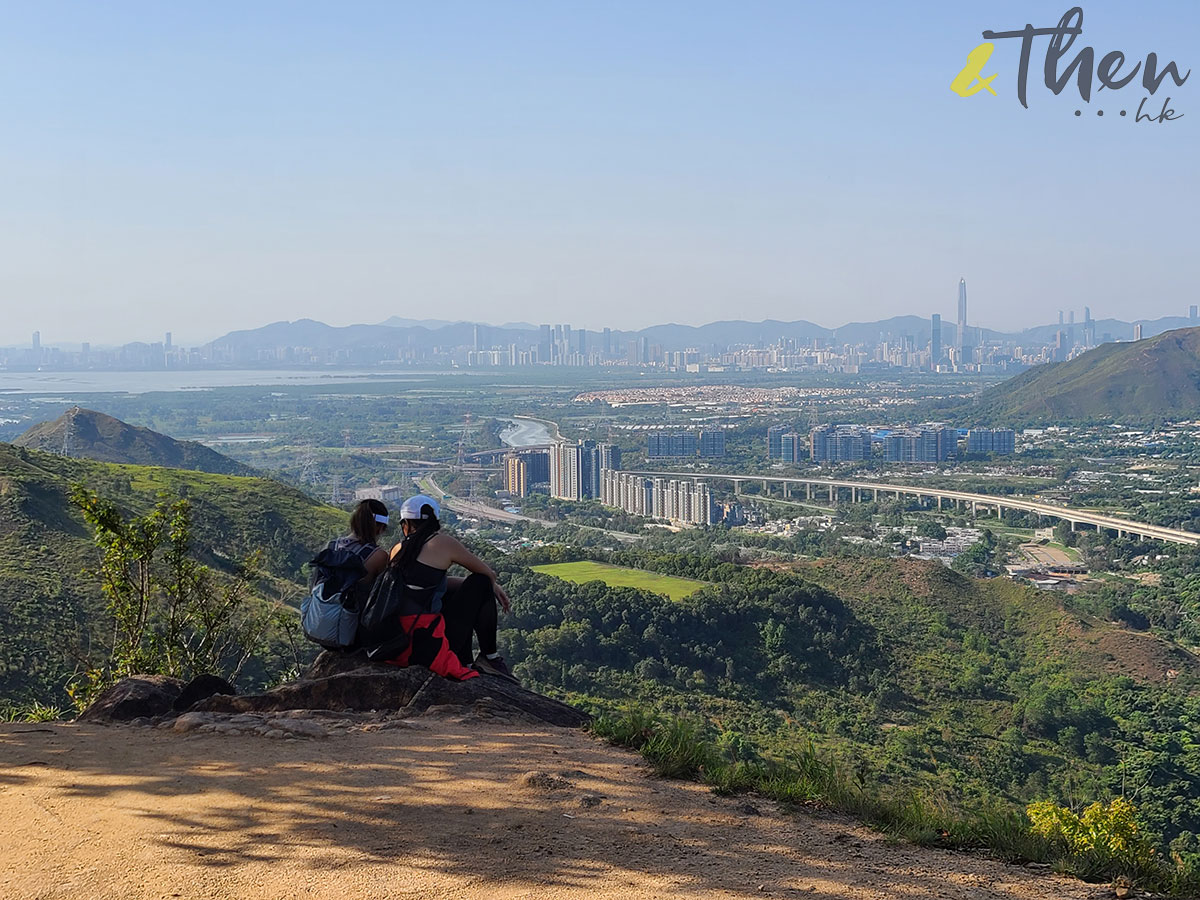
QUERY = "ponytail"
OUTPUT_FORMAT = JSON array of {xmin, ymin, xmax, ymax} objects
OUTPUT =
[
  {"xmin": 391, "ymin": 504, "xmax": 441, "ymax": 570},
  {"xmin": 350, "ymin": 498, "xmax": 388, "ymax": 544}
]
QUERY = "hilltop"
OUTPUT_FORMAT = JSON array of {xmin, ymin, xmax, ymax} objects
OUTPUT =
[
  {"xmin": 951, "ymin": 326, "xmax": 1200, "ymax": 424},
  {"xmin": 0, "ymin": 717, "xmax": 1096, "ymax": 900},
  {"xmin": 0, "ymin": 442, "xmax": 347, "ymax": 708},
  {"xmin": 13, "ymin": 408, "xmax": 256, "ymax": 475}
]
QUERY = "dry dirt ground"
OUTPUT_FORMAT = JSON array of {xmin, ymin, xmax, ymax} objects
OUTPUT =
[{"xmin": 1, "ymin": 715, "xmax": 1104, "ymax": 900}]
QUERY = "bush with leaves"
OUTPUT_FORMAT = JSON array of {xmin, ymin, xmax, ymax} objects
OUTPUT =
[
  {"xmin": 68, "ymin": 485, "xmax": 279, "ymax": 710},
  {"xmin": 1027, "ymin": 797, "xmax": 1157, "ymax": 878}
]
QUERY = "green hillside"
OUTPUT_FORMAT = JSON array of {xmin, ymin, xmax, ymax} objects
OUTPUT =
[
  {"xmin": 497, "ymin": 548, "xmax": 1200, "ymax": 858},
  {"xmin": 0, "ymin": 442, "xmax": 347, "ymax": 708},
  {"xmin": 14, "ymin": 408, "xmax": 256, "ymax": 476},
  {"xmin": 952, "ymin": 326, "xmax": 1200, "ymax": 424}
]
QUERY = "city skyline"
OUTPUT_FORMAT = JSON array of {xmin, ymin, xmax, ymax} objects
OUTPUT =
[
  {"xmin": 8, "ymin": 298, "xmax": 1198, "ymax": 378},
  {"xmin": 1, "ymin": 3, "xmax": 1196, "ymax": 345},
  {"xmin": 8, "ymin": 291, "xmax": 1197, "ymax": 353}
]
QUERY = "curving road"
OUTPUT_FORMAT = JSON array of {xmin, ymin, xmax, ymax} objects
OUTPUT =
[{"xmin": 416, "ymin": 474, "xmax": 641, "ymax": 543}]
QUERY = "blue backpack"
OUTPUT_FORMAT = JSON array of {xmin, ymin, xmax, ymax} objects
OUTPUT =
[{"xmin": 301, "ymin": 540, "xmax": 376, "ymax": 651}]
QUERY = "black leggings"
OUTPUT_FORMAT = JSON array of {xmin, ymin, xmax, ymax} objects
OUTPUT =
[{"xmin": 440, "ymin": 573, "xmax": 498, "ymax": 666}]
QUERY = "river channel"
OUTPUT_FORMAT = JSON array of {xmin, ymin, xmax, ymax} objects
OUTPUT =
[{"xmin": 499, "ymin": 416, "xmax": 559, "ymax": 448}]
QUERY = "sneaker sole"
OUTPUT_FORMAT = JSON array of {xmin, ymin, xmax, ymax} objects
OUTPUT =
[{"xmin": 474, "ymin": 662, "xmax": 519, "ymax": 684}]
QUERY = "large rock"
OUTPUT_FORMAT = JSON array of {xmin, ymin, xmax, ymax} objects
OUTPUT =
[
  {"xmin": 79, "ymin": 675, "xmax": 185, "ymax": 723},
  {"xmin": 172, "ymin": 674, "xmax": 236, "ymax": 712},
  {"xmin": 191, "ymin": 652, "xmax": 589, "ymax": 728}
]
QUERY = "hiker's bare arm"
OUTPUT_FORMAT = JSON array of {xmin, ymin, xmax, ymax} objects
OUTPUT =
[{"xmin": 364, "ymin": 548, "xmax": 389, "ymax": 580}]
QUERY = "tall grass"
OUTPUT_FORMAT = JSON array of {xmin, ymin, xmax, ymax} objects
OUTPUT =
[
  {"xmin": 590, "ymin": 706, "xmax": 1199, "ymax": 897},
  {"xmin": 0, "ymin": 701, "xmax": 65, "ymax": 723}
]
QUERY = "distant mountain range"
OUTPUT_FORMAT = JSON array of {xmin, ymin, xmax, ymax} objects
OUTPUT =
[
  {"xmin": 205, "ymin": 314, "xmax": 1197, "ymax": 355},
  {"xmin": 14, "ymin": 408, "xmax": 255, "ymax": 476},
  {"xmin": 945, "ymin": 326, "xmax": 1200, "ymax": 424}
]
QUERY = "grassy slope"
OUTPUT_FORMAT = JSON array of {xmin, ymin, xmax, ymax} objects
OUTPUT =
[
  {"xmin": 953, "ymin": 326, "xmax": 1200, "ymax": 424},
  {"xmin": 0, "ymin": 442, "xmax": 348, "ymax": 707},
  {"xmin": 531, "ymin": 561, "xmax": 708, "ymax": 601}
]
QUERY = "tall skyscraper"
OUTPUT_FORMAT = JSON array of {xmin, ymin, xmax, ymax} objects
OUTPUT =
[
  {"xmin": 697, "ymin": 430, "xmax": 725, "ymax": 458},
  {"xmin": 503, "ymin": 455, "xmax": 528, "ymax": 498},
  {"xmin": 1191, "ymin": 305, "xmax": 1198, "ymax": 323},
  {"xmin": 956, "ymin": 279, "xmax": 967, "ymax": 358},
  {"xmin": 930, "ymin": 314, "xmax": 941, "ymax": 371},
  {"xmin": 598, "ymin": 442, "xmax": 621, "ymax": 471},
  {"xmin": 767, "ymin": 424, "xmax": 788, "ymax": 459},
  {"xmin": 1134, "ymin": 323, "xmax": 1144, "ymax": 341},
  {"xmin": 580, "ymin": 440, "xmax": 601, "ymax": 498},
  {"xmin": 967, "ymin": 429, "xmax": 1016, "ymax": 455},
  {"xmin": 32, "ymin": 331, "xmax": 40, "ymax": 352},
  {"xmin": 780, "ymin": 432, "xmax": 803, "ymax": 463},
  {"xmin": 549, "ymin": 441, "xmax": 582, "ymax": 499}
]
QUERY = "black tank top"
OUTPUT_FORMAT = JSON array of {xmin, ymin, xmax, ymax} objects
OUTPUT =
[{"xmin": 397, "ymin": 558, "xmax": 449, "ymax": 614}]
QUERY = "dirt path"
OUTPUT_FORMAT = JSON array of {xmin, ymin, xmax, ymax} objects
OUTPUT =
[{"xmin": 0, "ymin": 717, "xmax": 1097, "ymax": 900}]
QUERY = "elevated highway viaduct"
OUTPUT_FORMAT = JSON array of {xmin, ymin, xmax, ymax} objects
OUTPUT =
[{"xmin": 623, "ymin": 470, "xmax": 1200, "ymax": 547}]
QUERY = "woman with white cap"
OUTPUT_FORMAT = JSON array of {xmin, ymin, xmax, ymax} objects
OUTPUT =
[{"xmin": 387, "ymin": 493, "xmax": 516, "ymax": 681}]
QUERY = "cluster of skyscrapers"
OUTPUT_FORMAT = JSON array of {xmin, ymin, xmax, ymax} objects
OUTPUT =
[
  {"xmin": 965, "ymin": 428, "xmax": 1017, "ymax": 455},
  {"xmin": 600, "ymin": 471, "xmax": 716, "ymax": 525},
  {"xmin": 646, "ymin": 430, "xmax": 726, "ymax": 458},
  {"xmin": 810, "ymin": 426, "xmax": 874, "ymax": 463},
  {"xmin": 882, "ymin": 426, "xmax": 959, "ymax": 463},
  {"xmin": 768, "ymin": 423, "xmax": 1016, "ymax": 464},
  {"xmin": 502, "ymin": 448, "xmax": 552, "ymax": 497},
  {"xmin": 499, "ymin": 438, "xmax": 716, "ymax": 525},
  {"xmin": 545, "ymin": 440, "xmax": 621, "ymax": 501}
]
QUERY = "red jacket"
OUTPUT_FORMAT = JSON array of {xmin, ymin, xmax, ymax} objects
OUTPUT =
[{"xmin": 383, "ymin": 613, "xmax": 479, "ymax": 681}]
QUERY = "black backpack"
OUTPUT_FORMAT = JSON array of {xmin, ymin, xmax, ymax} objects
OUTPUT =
[{"xmin": 357, "ymin": 562, "xmax": 449, "ymax": 661}]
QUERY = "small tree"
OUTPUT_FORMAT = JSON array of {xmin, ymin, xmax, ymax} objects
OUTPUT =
[
  {"xmin": 69, "ymin": 485, "xmax": 276, "ymax": 708},
  {"xmin": 916, "ymin": 520, "xmax": 947, "ymax": 541}
]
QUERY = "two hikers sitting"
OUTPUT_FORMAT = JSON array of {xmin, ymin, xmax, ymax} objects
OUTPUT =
[{"xmin": 304, "ymin": 494, "xmax": 515, "ymax": 682}]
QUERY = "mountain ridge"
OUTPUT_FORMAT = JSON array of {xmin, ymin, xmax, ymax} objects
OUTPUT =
[
  {"xmin": 14, "ymin": 408, "xmax": 256, "ymax": 476},
  {"xmin": 945, "ymin": 325, "xmax": 1200, "ymax": 424},
  {"xmin": 203, "ymin": 313, "xmax": 1196, "ymax": 355}
]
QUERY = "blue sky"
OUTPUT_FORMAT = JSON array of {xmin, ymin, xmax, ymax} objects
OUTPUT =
[{"xmin": 0, "ymin": 1, "xmax": 1196, "ymax": 345}]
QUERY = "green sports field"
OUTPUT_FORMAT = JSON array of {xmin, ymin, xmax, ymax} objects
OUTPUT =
[{"xmin": 530, "ymin": 561, "xmax": 708, "ymax": 601}]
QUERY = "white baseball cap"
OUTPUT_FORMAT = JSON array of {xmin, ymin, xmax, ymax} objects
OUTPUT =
[{"xmin": 400, "ymin": 494, "xmax": 441, "ymax": 520}]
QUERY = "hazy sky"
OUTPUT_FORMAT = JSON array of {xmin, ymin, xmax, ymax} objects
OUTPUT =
[{"xmin": 1, "ymin": 1, "xmax": 1196, "ymax": 346}]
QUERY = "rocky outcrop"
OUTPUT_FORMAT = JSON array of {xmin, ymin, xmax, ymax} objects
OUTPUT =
[
  {"xmin": 80, "ymin": 655, "xmax": 589, "ymax": 729},
  {"xmin": 190, "ymin": 652, "xmax": 589, "ymax": 728},
  {"xmin": 78, "ymin": 675, "xmax": 186, "ymax": 722},
  {"xmin": 172, "ymin": 674, "xmax": 236, "ymax": 712}
]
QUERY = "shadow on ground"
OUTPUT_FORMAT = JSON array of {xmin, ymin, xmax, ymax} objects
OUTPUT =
[{"xmin": 0, "ymin": 721, "xmax": 1086, "ymax": 900}]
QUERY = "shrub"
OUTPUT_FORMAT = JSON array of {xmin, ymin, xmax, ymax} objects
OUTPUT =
[{"xmin": 1027, "ymin": 797, "xmax": 1152, "ymax": 865}]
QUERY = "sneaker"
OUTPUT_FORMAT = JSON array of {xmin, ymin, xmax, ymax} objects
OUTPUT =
[{"xmin": 474, "ymin": 653, "xmax": 518, "ymax": 683}]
